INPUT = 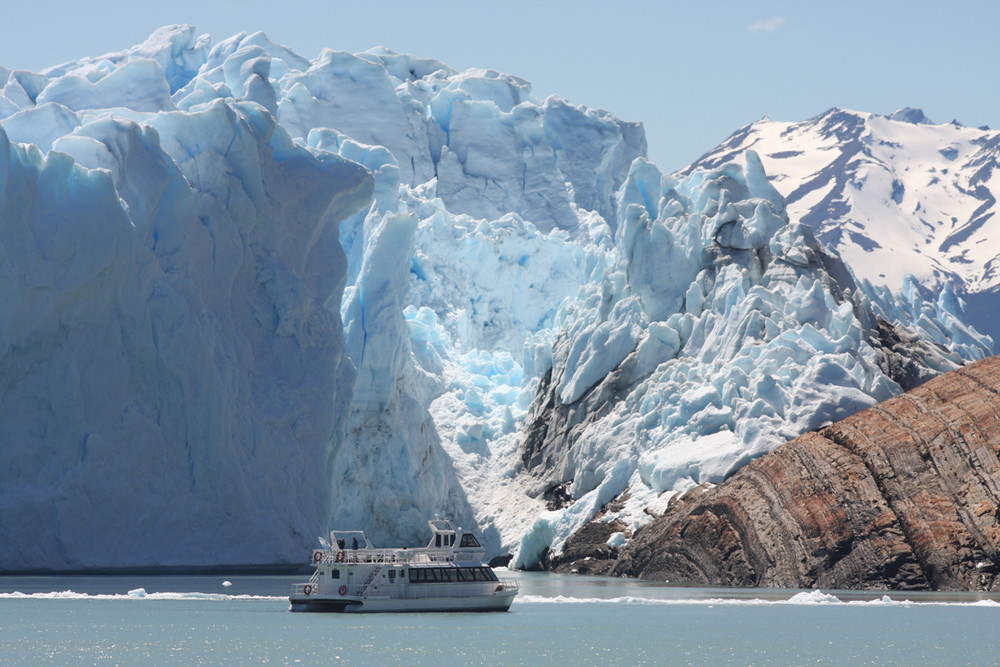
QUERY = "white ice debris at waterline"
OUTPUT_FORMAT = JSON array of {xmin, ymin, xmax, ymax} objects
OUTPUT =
[{"xmin": 0, "ymin": 25, "xmax": 989, "ymax": 571}]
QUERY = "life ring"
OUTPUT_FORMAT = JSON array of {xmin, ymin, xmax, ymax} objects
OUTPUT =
[
  {"xmin": 336, "ymin": 550, "xmax": 346, "ymax": 563},
  {"xmin": 303, "ymin": 584, "xmax": 313, "ymax": 595},
  {"xmin": 338, "ymin": 585, "xmax": 348, "ymax": 596},
  {"xmin": 313, "ymin": 551, "xmax": 323, "ymax": 563}
]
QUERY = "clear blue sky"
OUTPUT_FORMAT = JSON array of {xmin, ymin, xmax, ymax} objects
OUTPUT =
[{"xmin": 3, "ymin": 0, "xmax": 997, "ymax": 171}]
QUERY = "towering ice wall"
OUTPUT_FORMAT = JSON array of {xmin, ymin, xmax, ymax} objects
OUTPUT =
[
  {"xmin": 0, "ymin": 25, "xmax": 989, "ymax": 570},
  {"xmin": 0, "ymin": 30, "xmax": 372, "ymax": 569}
]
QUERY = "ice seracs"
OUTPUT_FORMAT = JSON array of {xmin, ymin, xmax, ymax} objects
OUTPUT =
[{"xmin": 512, "ymin": 152, "xmax": 989, "ymax": 567}]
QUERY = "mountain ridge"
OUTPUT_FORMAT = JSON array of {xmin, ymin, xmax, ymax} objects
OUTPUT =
[{"xmin": 684, "ymin": 107, "xmax": 1000, "ymax": 344}]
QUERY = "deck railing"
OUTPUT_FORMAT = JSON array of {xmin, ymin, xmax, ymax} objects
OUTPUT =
[{"xmin": 310, "ymin": 546, "xmax": 483, "ymax": 565}]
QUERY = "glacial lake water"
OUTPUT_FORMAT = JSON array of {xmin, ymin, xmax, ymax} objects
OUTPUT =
[{"xmin": 1, "ymin": 572, "xmax": 998, "ymax": 665}]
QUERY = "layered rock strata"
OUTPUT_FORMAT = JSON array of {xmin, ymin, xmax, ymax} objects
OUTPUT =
[{"xmin": 609, "ymin": 355, "xmax": 1000, "ymax": 590}]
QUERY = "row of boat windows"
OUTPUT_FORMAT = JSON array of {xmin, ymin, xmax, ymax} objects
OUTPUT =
[
  {"xmin": 326, "ymin": 566, "xmax": 497, "ymax": 583},
  {"xmin": 410, "ymin": 567, "xmax": 498, "ymax": 583}
]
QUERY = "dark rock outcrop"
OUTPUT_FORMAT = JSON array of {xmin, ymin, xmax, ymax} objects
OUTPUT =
[
  {"xmin": 610, "ymin": 355, "xmax": 1000, "ymax": 590},
  {"xmin": 549, "ymin": 492, "xmax": 631, "ymax": 576}
]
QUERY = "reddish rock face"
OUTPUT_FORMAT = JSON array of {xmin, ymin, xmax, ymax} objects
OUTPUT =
[{"xmin": 611, "ymin": 356, "xmax": 1000, "ymax": 591}]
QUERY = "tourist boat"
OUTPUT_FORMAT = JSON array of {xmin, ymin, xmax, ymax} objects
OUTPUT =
[{"xmin": 288, "ymin": 519, "xmax": 519, "ymax": 612}]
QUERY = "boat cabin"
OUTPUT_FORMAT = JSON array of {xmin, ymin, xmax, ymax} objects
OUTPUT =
[{"xmin": 426, "ymin": 518, "xmax": 482, "ymax": 550}]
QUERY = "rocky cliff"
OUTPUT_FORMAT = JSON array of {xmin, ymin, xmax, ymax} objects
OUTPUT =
[{"xmin": 602, "ymin": 355, "xmax": 1000, "ymax": 590}]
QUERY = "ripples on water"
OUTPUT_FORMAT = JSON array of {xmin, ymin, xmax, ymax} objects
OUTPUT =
[{"xmin": 2, "ymin": 573, "xmax": 998, "ymax": 665}]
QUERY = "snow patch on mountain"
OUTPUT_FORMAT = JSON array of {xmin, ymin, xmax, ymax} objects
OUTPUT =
[{"xmin": 686, "ymin": 107, "xmax": 1000, "ymax": 344}]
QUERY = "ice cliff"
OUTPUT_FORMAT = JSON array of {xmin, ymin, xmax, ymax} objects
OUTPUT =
[
  {"xmin": 0, "ymin": 26, "xmax": 989, "ymax": 571},
  {"xmin": 0, "ymin": 95, "xmax": 372, "ymax": 568}
]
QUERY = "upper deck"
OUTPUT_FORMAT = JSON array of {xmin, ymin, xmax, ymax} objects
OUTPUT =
[{"xmin": 314, "ymin": 519, "xmax": 488, "ymax": 566}]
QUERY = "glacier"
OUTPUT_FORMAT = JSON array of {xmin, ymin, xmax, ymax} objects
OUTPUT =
[{"xmin": 0, "ymin": 26, "xmax": 990, "ymax": 571}]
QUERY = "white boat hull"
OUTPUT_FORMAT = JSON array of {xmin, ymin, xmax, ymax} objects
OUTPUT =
[{"xmin": 289, "ymin": 590, "xmax": 516, "ymax": 613}]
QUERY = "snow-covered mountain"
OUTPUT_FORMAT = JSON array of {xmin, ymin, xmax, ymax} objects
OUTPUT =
[
  {"xmin": 685, "ymin": 107, "xmax": 1000, "ymax": 344},
  {"xmin": 0, "ymin": 27, "xmax": 990, "ymax": 572}
]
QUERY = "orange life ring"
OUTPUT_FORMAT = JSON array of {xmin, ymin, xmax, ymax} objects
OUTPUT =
[
  {"xmin": 336, "ymin": 550, "xmax": 346, "ymax": 563},
  {"xmin": 313, "ymin": 551, "xmax": 323, "ymax": 563},
  {"xmin": 338, "ymin": 585, "xmax": 348, "ymax": 596},
  {"xmin": 303, "ymin": 584, "xmax": 313, "ymax": 595}
]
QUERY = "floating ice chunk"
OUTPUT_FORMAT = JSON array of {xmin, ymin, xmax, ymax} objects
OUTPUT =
[{"xmin": 787, "ymin": 590, "xmax": 843, "ymax": 604}]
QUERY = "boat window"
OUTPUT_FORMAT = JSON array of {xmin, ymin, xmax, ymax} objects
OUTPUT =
[
  {"xmin": 388, "ymin": 570, "xmax": 395, "ymax": 579},
  {"xmin": 459, "ymin": 533, "xmax": 480, "ymax": 548},
  {"xmin": 450, "ymin": 534, "xmax": 456, "ymax": 546},
  {"xmin": 435, "ymin": 534, "xmax": 442, "ymax": 548},
  {"xmin": 483, "ymin": 567, "xmax": 498, "ymax": 582},
  {"xmin": 331, "ymin": 570, "xmax": 340, "ymax": 579},
  {"xmin": 409, "ymin": 567, "xmax": 473, "ymax": 583}
]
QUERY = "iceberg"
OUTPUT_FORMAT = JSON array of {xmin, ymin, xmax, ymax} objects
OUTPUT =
[{"xmin": 0, "ymin": 26, "xmax": 988, "ymax": 571}]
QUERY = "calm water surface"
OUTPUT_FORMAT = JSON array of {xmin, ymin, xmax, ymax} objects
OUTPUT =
[{"xmin": 1, "ymin": 572, "xmax": 998, "ymax": 665}]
